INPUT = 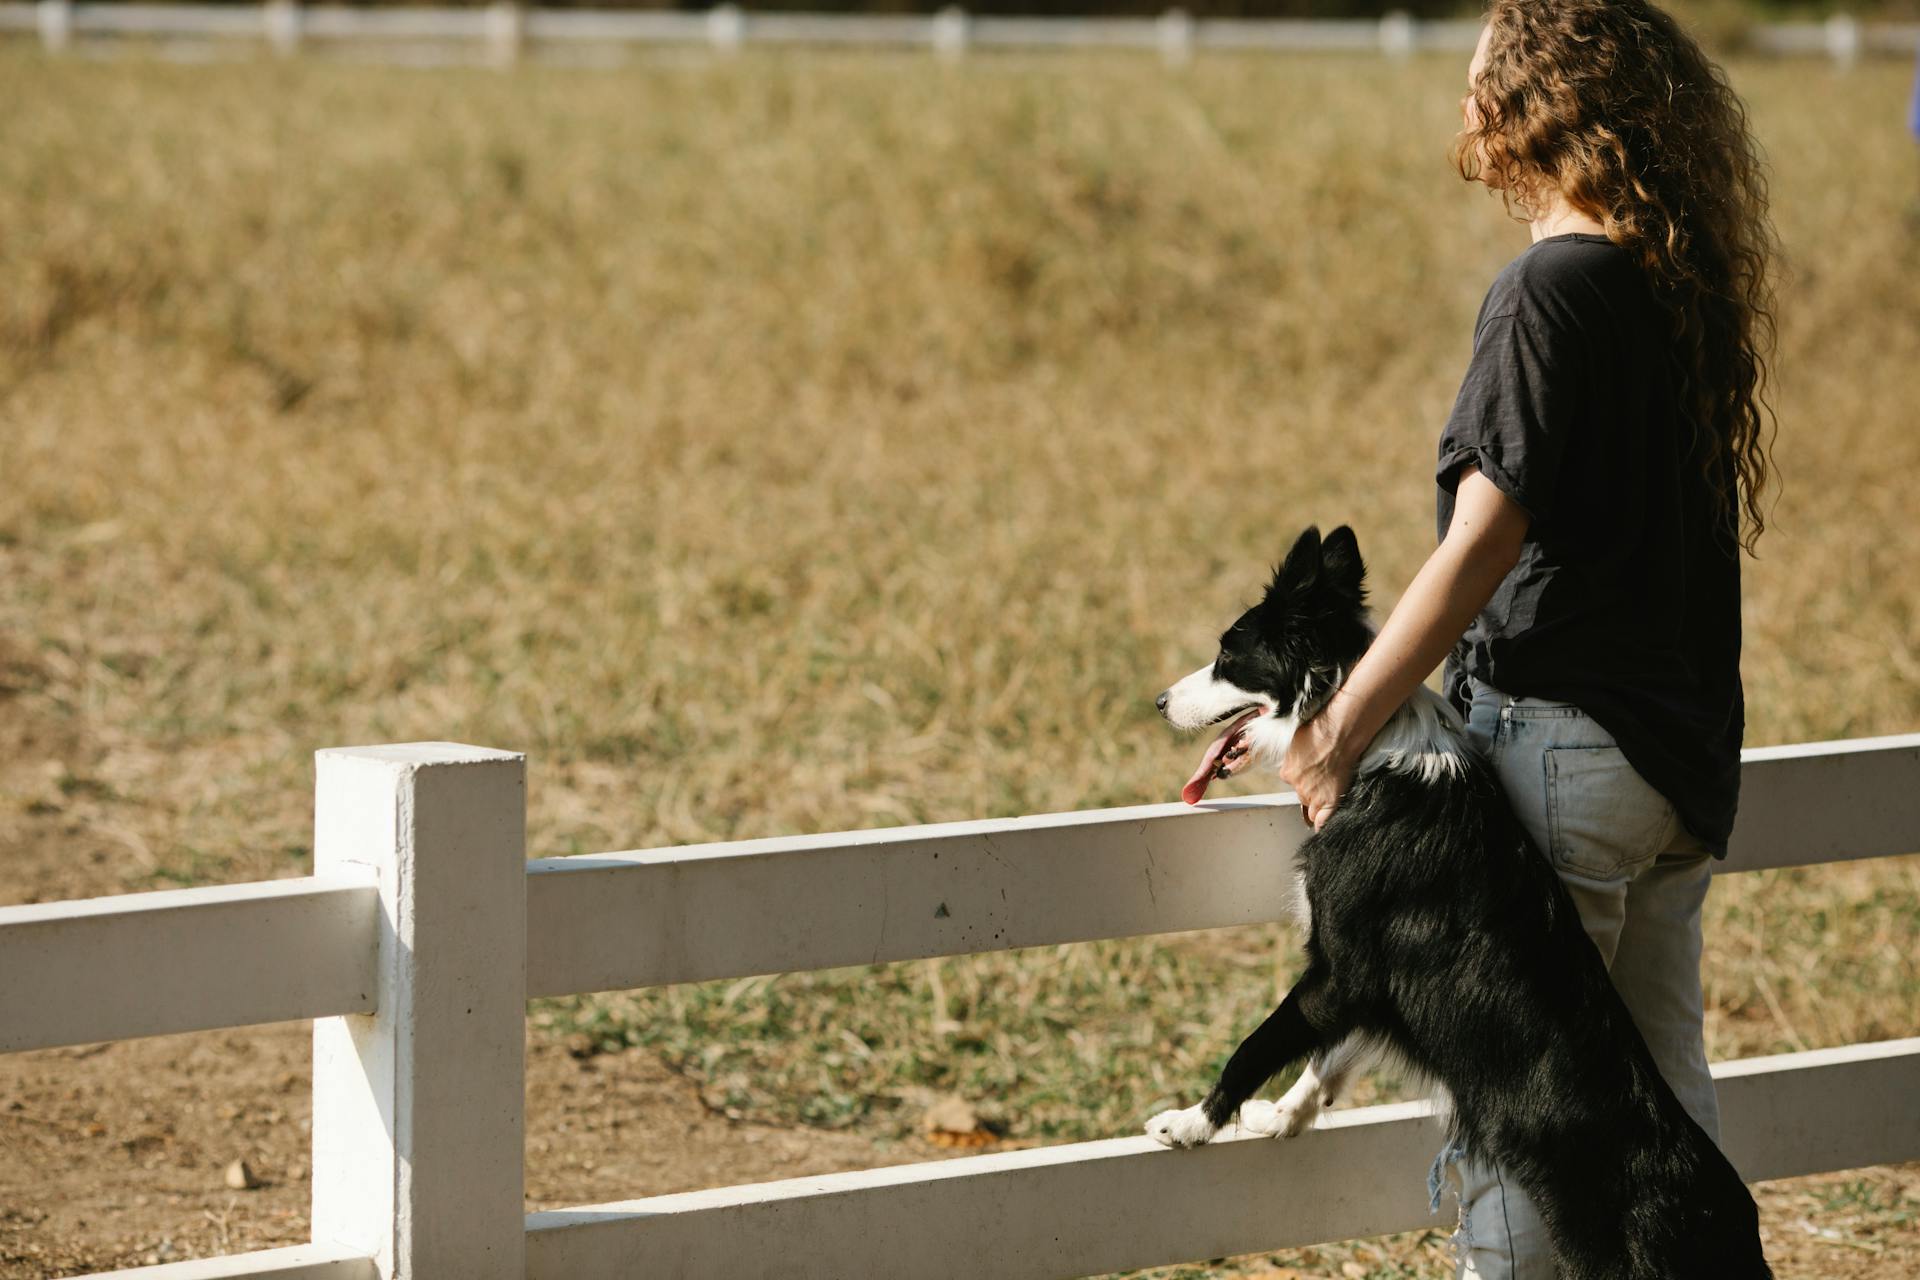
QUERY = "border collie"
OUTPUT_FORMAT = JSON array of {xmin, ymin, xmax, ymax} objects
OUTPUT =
[{"xmin": 1143, "ymin": 525, "xmax": 1768, "ymax": 1280}]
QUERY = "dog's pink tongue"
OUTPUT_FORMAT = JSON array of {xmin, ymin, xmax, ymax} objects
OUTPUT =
[{"xmin": 1181, "ymin": 709, "xmax": 1262, "ymax": 805}]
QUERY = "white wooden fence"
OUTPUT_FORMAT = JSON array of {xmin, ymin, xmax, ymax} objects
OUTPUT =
[
  {"xmin": 2, "ymin": 733, "xmax": 1918, "ymax": 1279},
  {"xmin": 4, "ymin": 2, "xmax": 1917, "ymax": 68}
]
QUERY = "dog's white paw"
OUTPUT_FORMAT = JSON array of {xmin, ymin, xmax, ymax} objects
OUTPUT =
[
  {"xmin": 1145, "ymin": 1105, "xmax": 1217, "ymax": 1149},
  {"xmin": 1239, "ymin": 1093, "xmax": 1319, "ymax": 1139},
  {"xmin": 1236, "ymin": 1099, "xmax": 1282, "ymax": 1136}
]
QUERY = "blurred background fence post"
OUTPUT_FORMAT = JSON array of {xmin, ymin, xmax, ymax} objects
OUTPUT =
[
  {"xmin": 707, "ymin": 2, "xmax": 744, "ymax": 54},
  {"xmin": 35, "ymin": 0, "xmax": 69, "ymax": 52},
  {"xmin": 310, "ymin": 744, "xmax": 527, "ymax": 1279},
  {"xmin": 931, "ymin": 5, "xmax": 970, "ymax": 63},
  {"xmin": 1826, "ymin": 12, "xmax": 1862, "ymax": 68},
  {"xmin": 1156, "ymin": 7, "xmax": 1193, "ymax": 69},
  {"xmin": 1379, "ymin": 9, "xmax": 1414, "ymax": 60},
  {"xmin": 485, "ymin": 0, "xmax": 525, "ymax": 67},
  {"xmin": 264, "ymin": 0, "xmax": 301, "ymax": 58}
]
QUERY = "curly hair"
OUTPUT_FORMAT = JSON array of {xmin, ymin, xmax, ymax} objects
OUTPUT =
[{"xmin": 1455, "ymin": 0, "xmax": 1777, "ymax": 553}]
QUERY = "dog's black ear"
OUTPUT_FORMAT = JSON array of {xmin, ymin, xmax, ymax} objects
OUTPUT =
[
  {"xmin": 1320, "ymin": 525, "xmax": 1367, "ymax": 604},
  {"xmin": 1271, "ymin": 526, "xmax": 1323, "ymax": 598}
]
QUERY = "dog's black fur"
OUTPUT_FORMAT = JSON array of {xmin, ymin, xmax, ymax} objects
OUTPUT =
[{"xmin": 1159, "ymin": 525, "xmax": 1768, "ymax": 1280}]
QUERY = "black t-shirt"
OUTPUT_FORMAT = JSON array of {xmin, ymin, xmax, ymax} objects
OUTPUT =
[{"xmin": 1436, "ymin": 233, "xmax": 1743, "ymax": 854}]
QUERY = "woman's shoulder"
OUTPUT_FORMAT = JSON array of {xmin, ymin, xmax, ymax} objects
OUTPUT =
[{"xmin": 1481, "ymin": 235, "xmax": 1645, "ymax": 334}]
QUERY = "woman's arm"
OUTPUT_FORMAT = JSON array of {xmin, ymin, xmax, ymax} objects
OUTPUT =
[{"xmin": 1281, "ymin": 467, "xmax": 1530, "ymax": 827}]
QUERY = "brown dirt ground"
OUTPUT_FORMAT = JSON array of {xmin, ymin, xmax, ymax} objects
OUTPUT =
[
  {"xmin": 3, "ymin": 1022, "xmax": 1917, "ymax": 1278},
  {"xmin": 0, "ymin": 1023, "xmax": 979, "ymax": 1277}
]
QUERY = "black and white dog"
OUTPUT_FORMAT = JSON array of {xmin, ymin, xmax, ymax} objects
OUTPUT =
[{"xmin": 1144, "ymin": 526, "xmax": 1768, "ymax": 1280}]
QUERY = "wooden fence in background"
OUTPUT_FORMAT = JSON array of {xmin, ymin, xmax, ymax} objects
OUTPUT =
[
  {"xmin": 4, "ymin": 3, "xmax": 1918, "ymax": 68},
  {"xmin": 1, "ymin": 734, "xmax": 1917, "ymax": 1278}
]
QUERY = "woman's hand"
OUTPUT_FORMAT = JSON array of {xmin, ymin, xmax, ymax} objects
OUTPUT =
[
  {"xmin": 1281, "ymin": 701, "xmax": 1360, "ymax": 830},
  {"xmin": 1275, "ymin": 467, "xmax": 1527, "ymax": 832}
]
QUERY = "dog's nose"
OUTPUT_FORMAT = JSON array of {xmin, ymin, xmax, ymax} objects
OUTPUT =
[{"xmin": 1154, "ymin": 691, "xmax": 1170, "ymax": 715}]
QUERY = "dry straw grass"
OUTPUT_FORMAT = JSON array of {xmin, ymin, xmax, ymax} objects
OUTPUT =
[{"xmin": 3, "ymin": 45, "xmax": 1919, "ymax": 1273}]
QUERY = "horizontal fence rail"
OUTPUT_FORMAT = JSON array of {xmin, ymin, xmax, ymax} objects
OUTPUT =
[
  {"xmin": 91, "ymin": 1244, "xmax": 379, "ymax": 1280},
  {"xmin": 1726, "ymin": 734, "xmax": 1920, "ymax": 870},
  {"xmin": 525, "ymin": 796, "xmax": 1307, "ymax": 997},
  {"xmin": 3, "ymin": 3, "xmax": 1916, "ymax": 67},
  {"xmin": 0, "ymin": 875, "xmax": 377, "ymax": 1054},
  {"xmin": 522, "ymin": 1038, "xmax": 1920, "ymax": 1280},
  {"xmin": 8, "ymin": 734, "xmax": 1917, "ymax": 1050},
  {"xmin": 7, "ymin": 732, "xmax": 1914, "ymax": 1280},
  {"xmin": 528, "ymin": 731, "xmax": 1920, "ymax": 997}
]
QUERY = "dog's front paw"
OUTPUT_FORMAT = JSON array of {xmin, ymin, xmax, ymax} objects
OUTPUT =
[
  {"xmin": 1236, "ymin": 1099, "xmax": 1282, "ymax": 1136},
  {"xmin": 1239, "ymin": 1093, "xmax": 1318, "ymax": 1139},
  {"xmin": 1145, "ymin": 1105, "xmax": 1217, "ymax": 1149}
]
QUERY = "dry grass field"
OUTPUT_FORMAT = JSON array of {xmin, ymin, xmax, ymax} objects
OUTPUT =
[{"xmin": 2, "ymin": 41, "xmax": 1918, "ymax": 1278}]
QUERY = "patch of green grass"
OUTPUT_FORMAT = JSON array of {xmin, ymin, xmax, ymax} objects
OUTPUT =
[
  {"xmin": 1815, "ymin": 1177, "xmax": 1919, "ymax": 1221},
  {"xmin": 538, "ymin": 929, "xmax": 1318, "ymax": 1141}
]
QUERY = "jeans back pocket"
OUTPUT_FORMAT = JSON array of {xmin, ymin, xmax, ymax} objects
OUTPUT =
[{"xmin": 1543, "ymin": 745, "xmax": 1681, "ymax": 880}]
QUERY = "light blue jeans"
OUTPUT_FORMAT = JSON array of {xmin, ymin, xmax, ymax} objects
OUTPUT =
[{"xmin": 1439, "ymin": 678, "xmax": 1723, "ymax": 1279}]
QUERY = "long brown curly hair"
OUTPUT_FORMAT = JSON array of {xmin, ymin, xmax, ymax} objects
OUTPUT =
[{"xmin": 1455, "ymin": 0, "xmax": 1777, "ymax": 553}]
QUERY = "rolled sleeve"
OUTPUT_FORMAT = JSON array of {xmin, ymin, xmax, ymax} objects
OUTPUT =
[{"xmin": 1435, "ymin": 312, "xmax": 1577, "ymax": 522}]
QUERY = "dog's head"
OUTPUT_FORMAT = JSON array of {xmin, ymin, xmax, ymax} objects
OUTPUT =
[{"xmin": 1157, "ymin": 525, "xmax": 1373, "ymax": 803}]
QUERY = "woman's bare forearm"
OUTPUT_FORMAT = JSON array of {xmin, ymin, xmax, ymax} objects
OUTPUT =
[{"xmin": 1318, "ymin": 468, "xmax": 1527, "ymax": 766}]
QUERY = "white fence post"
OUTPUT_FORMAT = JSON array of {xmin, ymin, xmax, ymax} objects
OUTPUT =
[
  {"xmin": 931, "ymin": 5, "xmax": 969, "ymax": 62},
  {"xmin": 310, "ymin": 743, "xmax": 527, "ymax": 1280},
  {"xmin": 36, "ymin": 0, "xmax": 72, "ymax": 52},
  {"xmin": 1379, "ymin": 10, "xmax": 1415, "ymax": 59},
  {"xmin": 485, "ymin": 0, "xmax": 524, "ymax": 67},
  {"xmin": 264, "ymin": 0, "xmax": 303, "ymax": 57},
  {"xmin": 1156, "ymin": 8, "xmax": 1194, "ymax": 68},
  {"xmin": 707, "ymin": 2, "xmax": 744, "ymax": 54},
  {"xmin": 1824, "ymin": 13, "xmax": 1861, "ymax": 68}
]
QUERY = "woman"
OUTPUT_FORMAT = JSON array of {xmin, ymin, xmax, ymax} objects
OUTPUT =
[{"xmin": 1279, "ymin": 3, "xmax": 1776, "ymax": 1276}]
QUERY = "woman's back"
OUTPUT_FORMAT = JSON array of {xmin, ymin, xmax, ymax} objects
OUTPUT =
[{"xmin": 1437, "ymin": 232, "xmax": 1744, "ymax": 852}]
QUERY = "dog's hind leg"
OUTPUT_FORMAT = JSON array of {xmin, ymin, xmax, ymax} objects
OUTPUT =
[
  {"xmin": 1146, "ymin": 965, "xmax": 1347, "ymax": 1149},
  {"xmin": 1241, "ymin": 1032, "xmax": 1373, "ymax": 1138}
]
